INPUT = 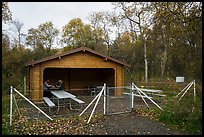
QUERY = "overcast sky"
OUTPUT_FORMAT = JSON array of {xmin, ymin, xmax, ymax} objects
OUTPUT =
[{"xmin": 7, "ymin": 2, "xmax": 115, "ymax": 34}]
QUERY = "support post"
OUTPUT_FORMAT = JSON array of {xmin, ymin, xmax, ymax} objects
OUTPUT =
[
  {"xmin": 24, "ymin": 77, "xmax": 26, "ymax": 96},
  {"xmin": 178, "ymin": 82, "xmax": 194, "ymax": 101},
  {"xmin": 134, "ymin": 85, "xmax": 150, "ymax": 108},
  {"xmin": 133, "ymin": 83, "xmax": 163, "ymax": 111},
  {"xmin": 176, "ymin": 81, "xmax": 192, "ymax": 98},
  {"xmin": 79, "ymin": 87, "xmax": 103, "ymax": 116},
  {"xmin": 87, "ymin": 88, "xmax": 103, "ymax": 123},
  {"xmin": 193, "ymin": 80, "xmax": 196, "ymax": 101},
  {"xmin": 10, "ymin": 86, "xmax": 13, "ymax": 126},
  {"xmin": 103, "ymin": 83, "xmax": 106, "ymax": 115},
  {"xmin": 13, "ymin": 88, "xmax": 53, "ymax": 120},
  {"xmin": 106, "ymin": 87, "xmax": 109, "ymax": 115},
  {"xmin": 79, "ymin": 84, "xmax": 106, "ymax": 124},
  {"xmin": 129, "ymin": 85, "xmax": 132, "ymax": 110},
  {"xmin": 131, "ymin": 83, "xmax": 134, "ymax": 110}
]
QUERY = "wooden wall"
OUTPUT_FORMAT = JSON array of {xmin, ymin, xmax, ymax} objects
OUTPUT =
[{"xmin": 29, "ymin": 51, "xmax": 124, "ymax": 102}]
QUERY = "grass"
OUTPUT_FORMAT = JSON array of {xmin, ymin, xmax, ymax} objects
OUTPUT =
[
  {"xmin": 133, "ymin": 79, "xmax": 202, "ymax": 135},
  {"xmin": 2, "ymin": 94, "xmax": 12, "ymax": 135},
  {"xmin": 137, "ymin": 88, "xmax": 202, "ymax": 135},
  {"xmin": 158, "ymin": 94, "xmax": 202, "ymax": 135}
]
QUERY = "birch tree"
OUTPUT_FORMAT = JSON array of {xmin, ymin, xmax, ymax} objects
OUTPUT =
[
  {"xmin": 9, "ymin": 19, "xmax": 26, "ymax": 47},
  {"xmin": 112, "ymin": 2, "xmax": 153, "ymax": 82},
  {"xmin": 151, "ymin": 2, "xmax": 202, "ymax": 81}
]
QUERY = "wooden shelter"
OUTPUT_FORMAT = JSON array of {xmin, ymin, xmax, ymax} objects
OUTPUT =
[{"xmin": 25, "ymin": 47, "xmax": 130, "ymax": 102}]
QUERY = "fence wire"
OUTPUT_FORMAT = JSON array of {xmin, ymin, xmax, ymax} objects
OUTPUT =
[
  {"xmin": 106, "ymin": 86, "xmax": 132, "ymax": 115},
  {"xmin": 11, "ymin": 84, "xmax": 165, "ymax": 123},
  {"xmin": 11, "ymin": 89, "xmax": 105, "ymax": 122}
]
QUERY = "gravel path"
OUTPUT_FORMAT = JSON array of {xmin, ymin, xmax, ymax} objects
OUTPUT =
[{"xmin": 87, "ymin": 112, "xmax": 187, "ymax": 135}]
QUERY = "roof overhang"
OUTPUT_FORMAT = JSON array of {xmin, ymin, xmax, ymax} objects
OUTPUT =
[{"xmin": 25, "ymin": 47, "xmax": 131, "ymax": 68}]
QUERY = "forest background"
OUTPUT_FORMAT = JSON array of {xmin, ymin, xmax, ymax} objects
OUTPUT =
[{"xmin": 2, "ymin": 2, "xmax": 202, "ymax": 93}]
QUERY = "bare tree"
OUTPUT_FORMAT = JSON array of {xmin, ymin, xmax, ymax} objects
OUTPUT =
[
  {"xmin": 88, "ymin": 11, "xmax": 114, "ymax": 54},
  {"xmin": 9, "ymin": 19, "xmax": 25, "ymax": 47}
]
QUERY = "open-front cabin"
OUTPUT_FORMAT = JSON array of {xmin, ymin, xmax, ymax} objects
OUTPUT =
[{"xmin": 25, "ymin": 47, "xmax": 130, "ymax": 102}]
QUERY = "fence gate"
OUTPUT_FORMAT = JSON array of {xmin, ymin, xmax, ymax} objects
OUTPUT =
[{"xmin": 106, "ymin": 86, "xmax": 132, "ymax": 115}]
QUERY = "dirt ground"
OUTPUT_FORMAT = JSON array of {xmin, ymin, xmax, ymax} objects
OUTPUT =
[{"xmin": 19, "ymin": 95, "xmax": 190, "ymax": 135}]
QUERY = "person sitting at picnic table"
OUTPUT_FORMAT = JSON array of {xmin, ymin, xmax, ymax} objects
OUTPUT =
[
  {"xmin": 55, "ymin": 80, "xmax": 64, "ymax": 90},
  {"xmin": 43, "ymin": 79, "xmax": 54, "ymax": 97}
]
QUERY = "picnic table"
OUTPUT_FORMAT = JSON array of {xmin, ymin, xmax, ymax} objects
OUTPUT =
[
  {"xmin": 50, "ymin": 90, "xmax": 85, "ymax": 112},
  {"xmin": 125, "ymin": 86, "xmax": 165, "ymax": 97},
  {"xmin": 50, "ymin": 90, "xmax": 76, "ymax": 111}
]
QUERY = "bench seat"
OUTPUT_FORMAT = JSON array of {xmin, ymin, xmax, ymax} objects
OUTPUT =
[
  {"xmin": 69, "ymin": 97, "xmax": 85, "ymax": 110},
  {"xmin": 71, "ymin": 97, "xmax": 85, "ymax": 104},
  {"xmin": 43, "ymin": 97, "xmax": 55, "ymax": 112}
]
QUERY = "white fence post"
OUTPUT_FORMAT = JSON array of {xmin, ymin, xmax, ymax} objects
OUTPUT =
[
  {"xmin": 131, "ymin": 83, "xmax": 134, "ymax": 109},
  {"xmin": 10, "ymin": 86, "xmax": 13, "ymax": 126},
  {"xmin": 106, "ymin": 87, "xmax": 109, "ymax": 115},
  {"xmin": 103, "ymin": 83, "xmax": 106, "ymax": 115}
]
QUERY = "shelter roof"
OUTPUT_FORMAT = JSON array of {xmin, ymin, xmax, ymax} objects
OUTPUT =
[{"xmin": 25, "ymin": 47, "xmax": 130, "ymax": 67}]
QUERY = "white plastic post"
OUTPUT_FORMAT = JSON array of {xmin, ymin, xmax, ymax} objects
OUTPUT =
[
  {"xmin": 103, "ymin": 83, "xmax": 106, "ymax": 115},
  {"xmin": 178, "ymin": 82, "xmax": 194, "ymax": 101},
  {"xmin": 87, "ymin": 88, "xmax": 103, "ymax": 124},
  {"xmin": 134, "ymin": 86, "xmax": 149, "ymax": 108},
  {"xmin": 133, "ymin": 83, "xmax": 163, "ymax": 111},
  {"xmin": 10, "ymin": 86, "xmax": 13, "ymax": 126},
  {"xmin": 13, "ymin": 88, "xmax": 53, "ymax": 120},
  {"xmin": 194, "ymin": 80, "xmax": 196, "ymax": 101},
  {"xmin": 79, "ymin": 86, "xmax": 105, "ymax": 116},
  {"xmin": 176, "ymin": 81, "xmax": 192, "ymax": 98},
  {"xmin": 131, "ymin": 83, "xmax": 134, "ymax": 109}
]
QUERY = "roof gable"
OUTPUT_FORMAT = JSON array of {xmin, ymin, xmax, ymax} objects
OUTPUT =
[{"xmin": 25, "ymin": 47, "xmax": 130, "ymax": 67}]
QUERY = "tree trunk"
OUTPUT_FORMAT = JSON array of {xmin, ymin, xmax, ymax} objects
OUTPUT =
[
  {"xmin": 160, "ymin": 44, "xmax": 167, "ymax": 82},
  {"xmin": 144, "ymin": 41, "xmax": 148, "ymax": 83}
]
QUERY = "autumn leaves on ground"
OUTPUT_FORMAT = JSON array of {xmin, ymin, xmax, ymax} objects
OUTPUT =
[
  {"xmin": 3, "ymin": 92, "xmax": 202, "ymax": 135},
  {"xmin": 7, "ymin": 110, "xmax": 180, "ymax": 135}
]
